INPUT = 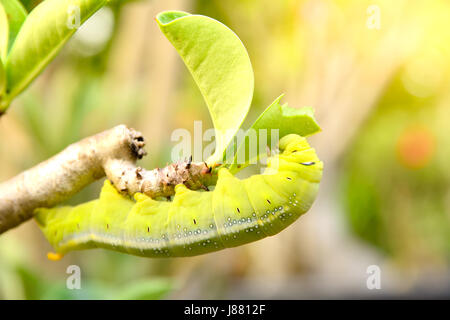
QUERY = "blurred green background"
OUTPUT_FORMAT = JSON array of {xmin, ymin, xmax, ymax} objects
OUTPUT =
[{"xmin": 1, "ymin": 0, "xmax": 449, "ymax": 299}]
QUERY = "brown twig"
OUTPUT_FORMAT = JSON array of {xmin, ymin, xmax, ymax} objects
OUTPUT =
[{"xmin": 0, "ymin": 125, "xmax": 215, "ymax": 234}]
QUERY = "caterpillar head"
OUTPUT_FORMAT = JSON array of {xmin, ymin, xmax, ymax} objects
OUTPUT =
[
  {"xmin": 279, "ymin": 134, "xmax": 311, "ymax": 154},
  {"xmin": 263, "ymin": 134, "xmax": 323, "ymax": 177}
]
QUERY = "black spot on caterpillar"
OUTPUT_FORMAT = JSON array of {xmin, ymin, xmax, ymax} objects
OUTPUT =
[{"xmin": 35, "ymin": 134, "xmax": 323, "ymax": 258}]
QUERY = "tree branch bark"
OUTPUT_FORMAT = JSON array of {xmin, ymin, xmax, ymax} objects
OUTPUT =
[{"xmin": 0, "ymin": 125, "xmax": 214, "ymax": 234}]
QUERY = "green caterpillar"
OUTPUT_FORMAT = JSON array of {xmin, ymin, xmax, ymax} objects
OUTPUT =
[{"xmin": 35, "ymin": 134, "xmax": 322, "ymax": 258}]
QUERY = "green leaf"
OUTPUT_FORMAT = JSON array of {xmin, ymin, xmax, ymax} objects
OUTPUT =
[
  {"xmin": 0, "ymin": 3, "xmax": 8, "ymax": 61},
  {"xmin": 156, "ymin": 11, "xmax": 254, "ymax": 164},
  {"xmin": 4, "ymin": 0, "xmax": 109, "ymax": 107},
  {"xmin": 228, "ymin": 95, "xmax": 321, "ymax": 172},
  {"xmin": 0, "ymin": 58, "xmax": 5, "ymax": 97},
  {"xmin": 0, "ymin": 0, "xmax": 27, "ymax": 54}
]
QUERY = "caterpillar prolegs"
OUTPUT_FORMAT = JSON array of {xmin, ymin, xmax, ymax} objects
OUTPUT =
[{"xmin": 35, "ymin": 134, "xmax": 323, "ymax": 258}]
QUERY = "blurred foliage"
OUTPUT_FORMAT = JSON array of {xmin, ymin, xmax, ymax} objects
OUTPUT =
[
  {"xmin": 13, "ymin": 264, "xmax": 174, "ymax": 299},
  {"xmin": 342, "ymin": 77, "xmax": 450, "ymax": 266},
  {"xmin": 0, "ymin": 235, "xmax": 174, "ymax": 299},
  {"xmin": 1, "ymin": 0, "xmax": 450, "ymax": 299},
  {"xmin": 341, "ymin": 2, "xmax": 450, "ymax": 268}
]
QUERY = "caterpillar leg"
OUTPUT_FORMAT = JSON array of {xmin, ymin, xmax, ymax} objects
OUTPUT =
[{"xmin": 47, "ymin": 252, "xmax": 64, "ymax": 261}]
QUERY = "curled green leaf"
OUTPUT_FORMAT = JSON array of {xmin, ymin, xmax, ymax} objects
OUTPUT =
[
  {"xmin": 156, "ymin": 11, "xmax": 254, "ymax": 165},
  {"xmin": 0, "ymin": 0, "xmax": 27, "ymax": 53},
  {"xmin": 4, "ymin": 0, "xmax": 108, "ymax": 107},
  {"xmin": 0, "ymin": 3, "xmax": 8, "ymax": 62},
  {"xmin": 228, "ymin": 95, "xmax": 321, "ymax": 172},
  {"xmin": 0, "ymin": 58, "xmax": 5, "ymax": 98}
]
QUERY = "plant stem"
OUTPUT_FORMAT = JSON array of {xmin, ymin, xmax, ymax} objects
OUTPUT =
[{"xmin": 0, "ymin": 125, "xmax": 214, "ymax": 234}]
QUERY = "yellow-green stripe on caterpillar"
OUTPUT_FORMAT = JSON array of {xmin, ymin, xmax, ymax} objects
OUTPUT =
[{"xmin": 35, "ymin": 134, "xmax": 323, "ymax": 258}]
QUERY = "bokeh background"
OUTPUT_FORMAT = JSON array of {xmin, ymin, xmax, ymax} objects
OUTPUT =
[{"xmin": 1, "ymin": 0, "xmax": 449, "ymax": 299}]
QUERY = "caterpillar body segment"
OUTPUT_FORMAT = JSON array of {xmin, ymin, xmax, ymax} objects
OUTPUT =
[
  {"xmin": 212, "ymin": 169, "xmax": 265, "ymax": 247},
  {"xmin": 122, "ymin": 194, "xmax": 172, "ymax": 257},
  {"xmin": 35, "ymin": 134, "xmax": 323, "ymax": 258},
  {"xmin": 244, "ymin": 175, "xmax": 291, "ymax": 236},
  {"xmin": 167, "ymin": 185, "xmax": 223, "ymax": 256}
]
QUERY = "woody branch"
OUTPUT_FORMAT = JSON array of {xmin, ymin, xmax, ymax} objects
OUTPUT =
[{"xmin": 0, "ymin": 125, "xmax": 214, "ymax": 234}]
